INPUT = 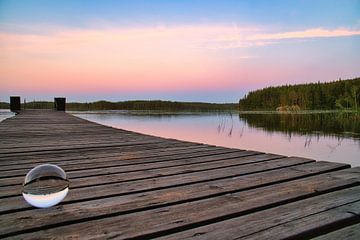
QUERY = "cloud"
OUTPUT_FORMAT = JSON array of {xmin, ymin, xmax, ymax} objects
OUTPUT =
[
  {"xmin": 195, "ymin": 27, "xmax": 360, "ymax": 49},
  {"xmin": 250, "ymin": 28, "xmax": 360, "ymax": 40},
  {"xmin": 1, "ymin": 24, "xmax": 359, "ymax": 94},
  {"xmin": 1, "ymin": 24, "xmax": 359, "ymax": 52},
  {"xmin": 0, "ymin": 25, "xmax": 246, "ymax": 92}
]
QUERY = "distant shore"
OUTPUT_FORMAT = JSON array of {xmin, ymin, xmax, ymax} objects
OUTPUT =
[{"xmin": 0, "ymin": 100, "xmax": 238, "ymax": 112}]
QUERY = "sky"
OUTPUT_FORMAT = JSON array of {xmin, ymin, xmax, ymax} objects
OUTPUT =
[{"xmin": 0, "ymin": 0, "xmax": 360, "ymax": 103}]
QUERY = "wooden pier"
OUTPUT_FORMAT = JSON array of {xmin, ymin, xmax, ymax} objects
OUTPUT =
[{"xmin": 0, "ymin": 110, "xmax": 359, "ymax": 239}]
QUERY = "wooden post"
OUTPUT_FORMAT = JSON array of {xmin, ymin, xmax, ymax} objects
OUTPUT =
[
  {"xmin": 54, "ymin": 98, "xmax": 66, "ymax": 111},
  {"xmin": 10, "ymin": 96, "xmax": 21, "ymax": 112}
]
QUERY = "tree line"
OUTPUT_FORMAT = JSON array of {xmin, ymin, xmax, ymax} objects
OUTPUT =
[
  {"xmin": 0, "ymin": 102, "xmax": 9, "ymax": 109},
  {"xmin": 67, "ymin": 100, "xmax": 238, "ymax": 111},
  {"xmin": 239, "ymin": 77, "xmax": 360, "ymax": 110},
  {"xmin": 2, "ymin": 77, "xmax": 359, "ymax": 111},
  {"xmin": 0, "ymin": 100, "xmax": 238, "ymax": 111}
]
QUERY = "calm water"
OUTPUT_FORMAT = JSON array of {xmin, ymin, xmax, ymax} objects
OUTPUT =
[
  {"xmin": 0, "ymin": 110, "xmax": 14, "ymax": 122},
  {"xmin": 72, "ymin": 111, "xmax": 360, "ymax": 167}
]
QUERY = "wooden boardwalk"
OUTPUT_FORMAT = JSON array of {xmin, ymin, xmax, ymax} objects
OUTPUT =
[{"xmin": 0, "ymin": 109, "xmax": 359, "ymax": 239}]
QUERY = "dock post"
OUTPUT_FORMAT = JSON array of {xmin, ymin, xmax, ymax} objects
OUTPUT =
[
  {"xmin": 10, "ymin": 96, "xmax": 21, "ymax": 113},
  {"xmin": 54, "ymin": 97, "xmax": 66, "ymax": 111}
]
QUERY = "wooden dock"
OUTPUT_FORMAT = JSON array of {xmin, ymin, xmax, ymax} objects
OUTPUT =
[{"xmin": 0, "ymin": 110, "xmax": 359, "ymax": 239}]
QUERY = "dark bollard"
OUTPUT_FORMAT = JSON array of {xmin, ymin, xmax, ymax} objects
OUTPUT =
[
  {"xmin": 54, "ymin": 98, "xmax": 66, "ymax": 111},
  {"xmin": 10, "ymin": 96, "xmax": 21, "ymax": 112}
]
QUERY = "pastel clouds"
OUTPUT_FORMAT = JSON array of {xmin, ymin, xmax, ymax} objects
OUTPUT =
[
  {"xmin": 196, "ymin": 27, "xmax": 360, "ymax": 49},
  {"xmin": 251, "ymin": 28, "xmax": 360, "ymax": 40},
  {"xmin": 1, "ymin": 24, "xmax": 359, "ymax": 94},
  {"xmin": 0, "ymin": 25, "xmax": 254, "ymax": 93}
]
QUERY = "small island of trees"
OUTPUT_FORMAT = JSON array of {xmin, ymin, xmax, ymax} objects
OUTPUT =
[{"xmin": 238, "ymin": 77, "xmax": 360, "ymax": 111}]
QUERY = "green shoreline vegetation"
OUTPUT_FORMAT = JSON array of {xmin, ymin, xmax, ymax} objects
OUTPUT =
[
  {"xmin": 0, "ymin": 100, "xmax": 238, "ymax": 112},
  {"xmin": 239, "ymin": 77, "xmax": 360, "ymax": 111},
  {"xmin": 1, "ymin": 77, "xmax": 359, "ymax": 112}
]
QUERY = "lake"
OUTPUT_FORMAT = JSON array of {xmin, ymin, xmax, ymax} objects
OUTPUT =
[
  {"xmin": 0, "ymin": 110, "xmax": 14, "ymax": 122},
  {"xmin": 1, "ymin": 109, "xmax": 358, "ymax": 167},
  {"xmin": 70, "ymin": 110, "xmax": 360, "ymax": 167}
]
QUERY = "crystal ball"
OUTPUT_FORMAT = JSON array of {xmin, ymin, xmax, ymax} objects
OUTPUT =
[{"xmin": 22, "ymin": 164, "xmax": 69, "ymax": 208}]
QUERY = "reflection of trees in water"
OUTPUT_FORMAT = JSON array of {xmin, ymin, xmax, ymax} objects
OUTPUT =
[
  {"xmin": 239, "ymin": 125, "xmax": 245, "ymax": 138},
  {"xmin": 238, "ymin": 112, "xmax": 360, "ymax": 139},
  {"xmin": 237, "ymin": 112, "xmax": 360, "ymax": 148},
  {"xmin": 304, "ymin": 136, "xmax": 312, "ymax": 147},
  {"xmin": 327, "ymin": 139, "xmax": 344, "ymax": 154},
  {"xmin": 228, "ymin": 113, "xmax": 233, "ymax": 136},
  {"xmin": 217, "ymin": 117, "xmax": 225, "ymax": 133},
  {"xmin": 217, "ymin": 112, "xmax": 234, "ymax": 137}
]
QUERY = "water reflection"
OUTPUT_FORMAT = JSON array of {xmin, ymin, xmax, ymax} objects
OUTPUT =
[
  {"xmin": 0, "ymin": 110, "xmax": 14, "ymax": 122},
  {"xmin": 72, "ymin": 111, "xmax": 360, "ymax": 167},
  {"xmin": 238, "ymin": 112, "xmax": 360, "ymax": 139}
]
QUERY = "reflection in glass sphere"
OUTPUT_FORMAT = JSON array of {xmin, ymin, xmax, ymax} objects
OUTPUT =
[{"xmin": 22, "ymin": 164, "xmax": 69, "ymax": 208}]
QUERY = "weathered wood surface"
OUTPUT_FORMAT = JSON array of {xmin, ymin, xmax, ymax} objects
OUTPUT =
[
  {"xmin": 0, "ymin": 110, "xmax": 359, "ymax": 239},
  {"xmin": 313, "ymin": 223, "xmax": 360, "ymax": 240}
]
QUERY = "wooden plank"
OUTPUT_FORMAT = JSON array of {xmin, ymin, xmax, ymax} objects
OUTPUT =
[
  {"xmin": 0, "ymin": 154, "xmax": 303, "ymax": 197},
  {"xmin": 240, "ymin": 201, "xmax": 360, "ymax": 240},
  {"xmin": 0, "ymin": 147, "xmax": 243, "ymax": 177},
  {"xmin": 0, "ymin": 139, "xmax": 171, "ymax": 155},
  {"xmin": 0, "ymin": 140, "xmax": 192, "ymax": 158},
  {"xmin": 0, "ymin": 133, "xmax": 168, "ymax": 147},
  {"xmin": 0, "ymin": 161, "xmax": 349, "ymax": 237},
  {"xmin": 4, "ymin": 166, "xmax": 359, "ymax": 239},
  {"xmin": 0, "ymin": 150, "xmax": 259, "ymax": 185},
  {"xmin": 0, "ymin": 156, "xmax": 316, "ymax": 213},
  {"xmin": 158, "ymin": 187, "xmax": 360, "ymax": 240},
  {"xmin": 312, "ymin": 223, "xmax": 360, "ymax": 240},
  {"xmin": 0, "ymin": 138, "xmax": 162, "ymax": 151},
  {"xmin": 0, "ymin": 143, "xmax": 204, "ymax": 167},
  {"xmin": 1, "ymin": 140, "xmax": 197, "ymax": 153}
]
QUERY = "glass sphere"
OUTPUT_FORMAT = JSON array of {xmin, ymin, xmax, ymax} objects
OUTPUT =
[{"xmin": 22, "ymin": 164, "xmax": 69, "ymax": 208}]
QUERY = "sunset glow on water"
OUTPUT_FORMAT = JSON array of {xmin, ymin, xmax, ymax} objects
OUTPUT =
[{"xmin": 73, "ymin": 111, "xmax": 360, "ymax": 167}]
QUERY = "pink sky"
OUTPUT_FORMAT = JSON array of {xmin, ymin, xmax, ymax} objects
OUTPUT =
[{"xmin": 1, "ymin": 25, "xmax": 360, "ymax": 102}]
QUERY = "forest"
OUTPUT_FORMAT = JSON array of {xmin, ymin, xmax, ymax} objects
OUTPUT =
[
  {"xmin": 0, "ymin": 102, "xmax": 9, "ymax": 109},
  {"xmin": 2, "ymin": 78, "xmax": 359, "ymax": 112},
  {"xmin": 0, "ymin": 100, "xmax": 238, "ymax": 111},
  {"xmin": 239, "ymin": 77, "xmax": 360, "ymax": 110},
  {"xmin": 66, "ymin": 100, "xmax": 238, "ymax": 111}
]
